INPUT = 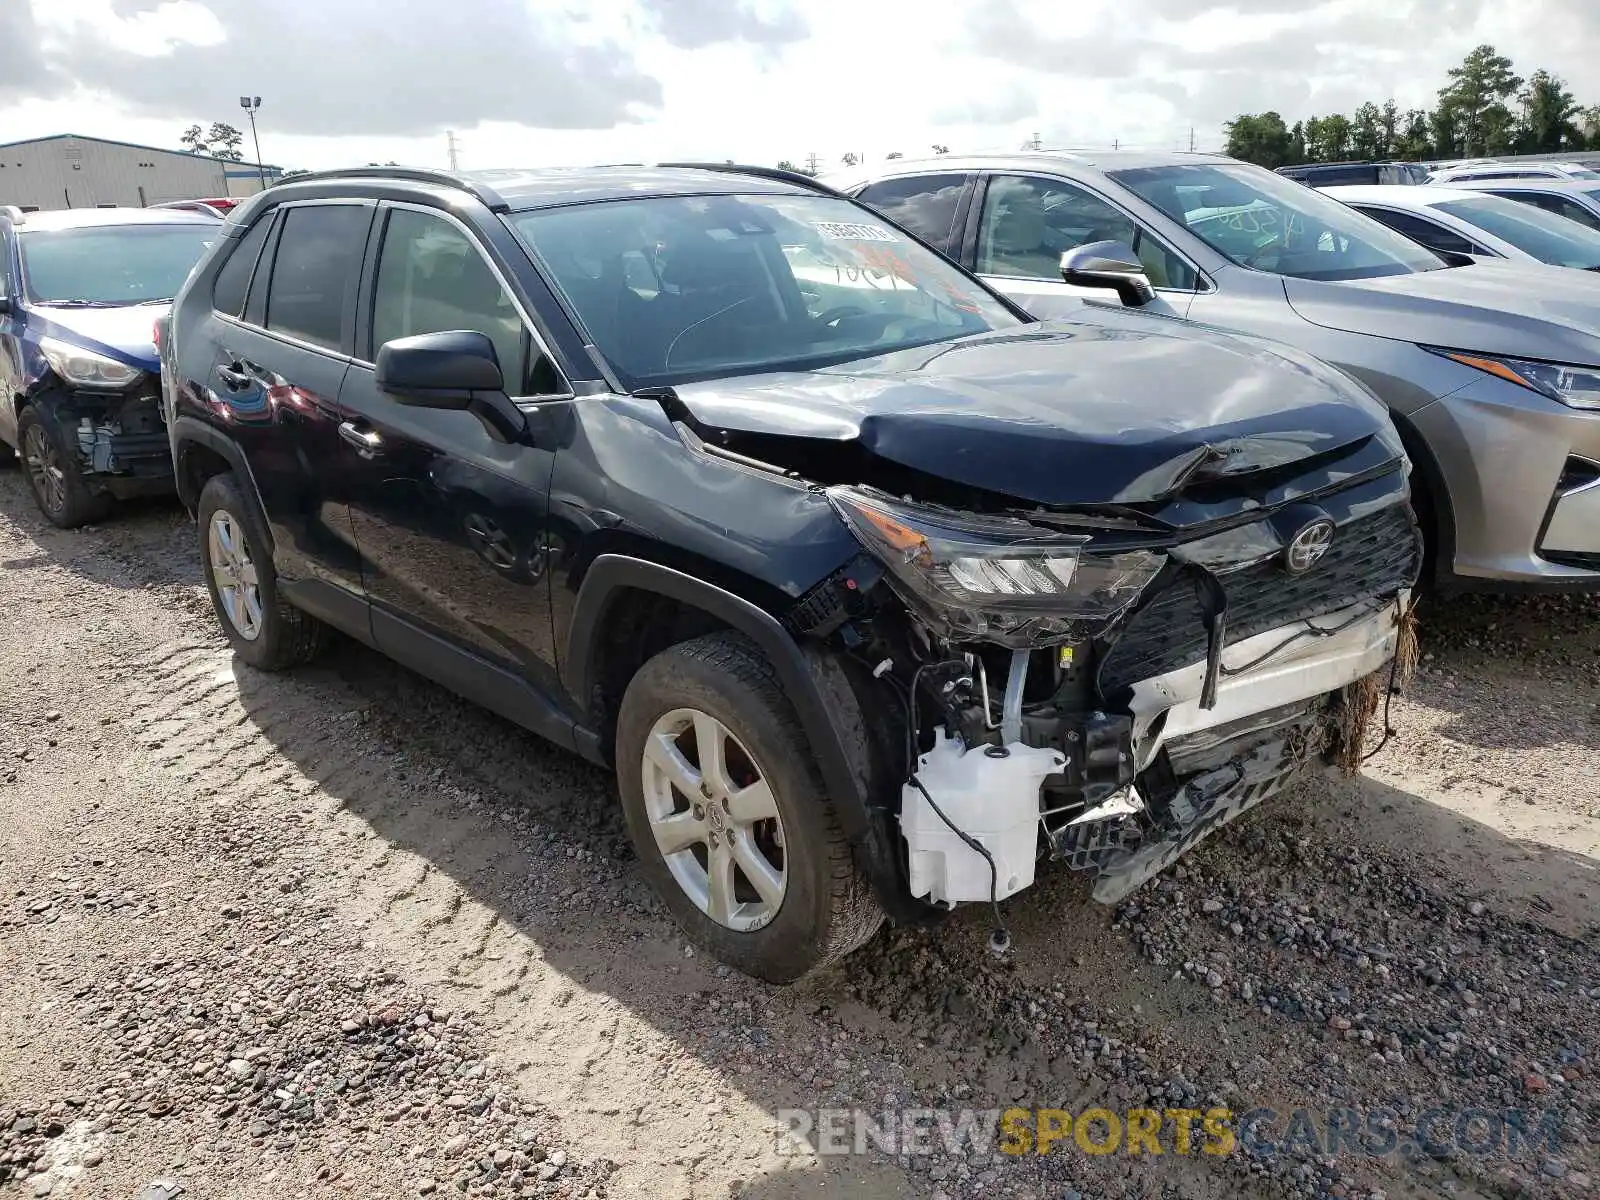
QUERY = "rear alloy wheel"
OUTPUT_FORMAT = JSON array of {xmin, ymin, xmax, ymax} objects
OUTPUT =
[
  {"xmin": 208, "ymin": 508, "xmax": 265, "ymax": 641},
  {"xmin": 616, "ymin": 632, "xmax": 883, "ymax": 983},
  {"xmin": 18, "ymin": 406, "xmax": 110, "ymax": 529},
  {"xmin": 197, "ymin": 472, "xmax": 329, "ymax": 671}
]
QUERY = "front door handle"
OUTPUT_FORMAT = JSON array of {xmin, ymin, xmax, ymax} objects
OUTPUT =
[{"xmin": 338, "ymin": 421, "xmax": 382, "ymax": 454}]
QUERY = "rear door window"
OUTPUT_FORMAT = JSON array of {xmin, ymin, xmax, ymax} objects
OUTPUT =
[
  {"xmin": 1354, "ymin": 207, "xmax": 1479, "ymax": 256},
  {"xmin": 264, "ymin": 205, "xmax": 371, "ymax": 352},
  {"xmin": 854, "ymin": 174, "xmax": 967, "ymax": 251}
]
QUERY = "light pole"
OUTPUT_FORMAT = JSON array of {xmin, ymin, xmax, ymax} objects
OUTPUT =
[{"xmin": 239, "ymin": 96, "xmax": 266, "ymax": 190}]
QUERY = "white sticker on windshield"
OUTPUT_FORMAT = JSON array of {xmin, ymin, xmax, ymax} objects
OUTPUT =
[{"xmin": 815, "ymin": 221, "xmax": 899, "ymax": 243}]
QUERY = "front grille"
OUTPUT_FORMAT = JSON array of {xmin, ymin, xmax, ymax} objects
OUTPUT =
[{"xmin": 1099, "ymin": 504, "xmax": 1418, "ymax": 691}]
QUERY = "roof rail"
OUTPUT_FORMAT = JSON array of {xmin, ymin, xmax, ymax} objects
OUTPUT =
[
  {"xmin": 277, "ymin": 165, "xmax": 511, "ymax": 212},
  {"xmin": 655, "ymin": 162, "xmax": 844, "ymax": 196}
]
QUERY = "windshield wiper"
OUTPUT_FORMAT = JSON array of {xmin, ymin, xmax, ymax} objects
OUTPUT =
[
  {"xmin": 130, "ymin": 297, "xmax": 175, "ymax": 306},
  {"xmin": 36, "ymin": 299, "xmax": 121, "ymax": 308}
]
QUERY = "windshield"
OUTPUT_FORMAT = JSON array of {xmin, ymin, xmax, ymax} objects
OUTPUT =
[
  {"xmin": 1431, "ymin": 195, "xmax": 1600, "ymax": 268},
  {"xmin": 1111, "ymin": 162, "xmax": 1447, "ymax": 281},
  {"xmin": 510, "ymin": 193, "xmax": 1021, "ymax": 387},
  {"xmin": 19, "ymin": 223, "xmax": 218, "ymax": 305}
]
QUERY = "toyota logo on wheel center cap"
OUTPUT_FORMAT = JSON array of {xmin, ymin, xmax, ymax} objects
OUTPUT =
[{"xmin": 1284, "ymin": 518, "xmax": 1336, "ymax": 574}]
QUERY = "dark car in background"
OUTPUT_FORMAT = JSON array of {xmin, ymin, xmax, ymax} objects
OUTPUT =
[
  {"xmin": 1277, "ymin": 161, "xmax": 1429, "ymax": 187},
  {"xmin": 161, "ymin": 164, "xmax": 1418, "ymax": 982},
  {"xmin": 0, "ymin": 205, "xmax": 219, "ymax": 525}
]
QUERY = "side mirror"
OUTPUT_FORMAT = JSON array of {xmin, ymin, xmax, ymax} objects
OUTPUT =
[
  {"xmin": 1059, "ymin": 241, "xmax": 1156, "ymax": 307},
  {"xmin": 375, "ymin": 329, "xmax": 528, "ymax": 444},
  {"xmin": 376, "ymin": 329, "xmax": 504, "ymax": 405}
]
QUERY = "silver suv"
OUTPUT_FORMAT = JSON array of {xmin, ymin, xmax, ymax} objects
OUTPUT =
[{"xmin": 835, "ymin": 152, "xmax": 1600, "ymax": 593}]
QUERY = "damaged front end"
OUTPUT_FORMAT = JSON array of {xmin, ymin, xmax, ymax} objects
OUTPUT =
[
  {"xmin": 25, "ymin": 336, "xmax": 173, "ymax": 500},
  {"xmin": 786, "ymin": 469, "xmax": 1421, "ymax": 921}
]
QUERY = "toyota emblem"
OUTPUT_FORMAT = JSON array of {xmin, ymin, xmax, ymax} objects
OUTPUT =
[{"xmin": 1284, "ymin": 519, "xmax": 1336, "ymax": 574}]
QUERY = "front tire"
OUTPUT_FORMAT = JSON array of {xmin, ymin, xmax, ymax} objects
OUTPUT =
[
  {"xmin": 19, "ymin": 405, "xmax": 110, "ymax": 529},
  {"xmin": 616, "ymin": 632, "xmax": 884, "ymax": 984},
  {"xmin": 197, "ymin": 473, "xmax": 328, "ymax": 670}
]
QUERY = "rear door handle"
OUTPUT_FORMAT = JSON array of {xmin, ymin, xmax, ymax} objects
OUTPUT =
[
  {"xmin": 338, "ymin": 421, "xmax": 382, "ymax": 454},
  {"xmin": 215, "ymin": 362, "xmax": 252, "ymax": 390}
]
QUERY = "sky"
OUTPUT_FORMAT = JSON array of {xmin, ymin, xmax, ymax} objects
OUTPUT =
[{"xmin": 2, "ymin": 0, "xmax": 1597, "ymax": 173}]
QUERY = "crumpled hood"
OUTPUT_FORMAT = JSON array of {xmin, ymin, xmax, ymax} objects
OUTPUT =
[
  {"xmin": 27, "ymin": 303, "xmax": 166, "ymax": 375},
  {"xmin": 670, "ymin": 316, "xmax": 1396, "ymax": 507},
  {"xmin": 1283, "ymin": 260, "xmax": 1600, "ymax": 364}
]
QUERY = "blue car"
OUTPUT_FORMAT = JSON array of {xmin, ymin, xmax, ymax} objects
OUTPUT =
[{"xmin": 0, "ymin": 205, "xmax": 220, "ymax": 526}]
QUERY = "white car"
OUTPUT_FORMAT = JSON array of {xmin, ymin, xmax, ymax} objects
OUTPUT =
[
  {"xmin": 1325, "ymin": 184, "xmax": 1600, "ymax": 271},
  {"xmin": 1429, "ymin": 160, "xmax": 1600, "ymax": 185}
]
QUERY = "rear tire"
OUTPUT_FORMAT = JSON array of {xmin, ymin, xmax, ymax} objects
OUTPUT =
[
  {"xmin": 616, "ymin": 632, "xmax": 884, "ymax": 984},
  {"xmin": 197, "ymin": 472, "xmax": 328, "ymax": 671},
  {"xmin": 19, "ymin": 405, "xmax": 110, "ymax": 529}
]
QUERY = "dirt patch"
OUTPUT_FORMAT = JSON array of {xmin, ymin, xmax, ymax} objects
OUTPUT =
[{"xmin": 1, "ymin": 476, "xmax": 1594, "ymax": 1200}]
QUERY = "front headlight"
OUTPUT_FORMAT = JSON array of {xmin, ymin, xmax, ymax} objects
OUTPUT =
[
  {"xmin": 38, "ymin": 336, "xmax": 144, "ymax": 388},
  {"xmin": 1430, "ymin": 348, "xmax": 1600, "ymax": 411},
  {"xmin": 826, "ymin": 486, "xmax": 1165, "ymax": 647}
]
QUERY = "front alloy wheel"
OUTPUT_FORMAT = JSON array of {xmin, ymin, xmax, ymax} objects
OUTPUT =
[
  {"xmin": 207, "ymin": 508, "xmax": 263, "ymax": 640},
  {"xmin": 641, "ymin": 707, "xmax": 787, "ymax": 932},
  {"xmin": 616, "ymin": 632, "xmax": 884, "ymax": 983}
]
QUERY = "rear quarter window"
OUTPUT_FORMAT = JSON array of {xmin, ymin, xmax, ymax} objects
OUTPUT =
[{"xmin": 211, "ymin": 213, "xmax": 275, "ymax": 318}]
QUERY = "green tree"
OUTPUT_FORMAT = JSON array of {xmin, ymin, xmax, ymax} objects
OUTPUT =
[
  {"xmin": 1379, "ymin": 99, "xmax": 1400, "ymax": 158},
  {"xmin": 931, "ymin": 144, "xmax": 949, "ymax": 155},
  {"xmin": 205, "ymin": 122, "xmax": 245, "ymax": 161},
  {"xmin": 1429, "ymin": 104, "xmax": 1461, "ymax": 158},
  {"xmin": 1394, "ymin": 109, "xmax": 1433, "ymax": 159},
  {"xmin": 1519, "ymin": 69, "xmax": 1581, "ymax": 152},
  {"xmin": 1222, "ymin": 111, "xmax": 1296, "ymax": 167},
  {"xmin": 1351, "ymin": 102, "xmax": 1383, "ymax": 160},
  {"xmin": 1583, "ymin": 106, "xmax": 1600, "ymax": 150},
  {"xmin": 886, "ymin": 151, "xmax": 903, "ymax": 159},
  {"xmin": 1304, "ymin": 114, "xmax": 1352, "ymax": 161},
  {"xmin": 776, "ymin": 160, "xmax": 798, "ymax": 172},
  {"xmin": 840, "ymin": 152, "xmax": 859, "ymax": 167},
  {"xmin": 179, "ymin": 124, "xmax": 205, "ymax": 154},
  {"xmin": 1289, "ymin": 120, "xmax": 1306, "ymax": 163},
  {"xmin": 1435, "ymin": 44, "xmax": 1521, "ymax": 157}
]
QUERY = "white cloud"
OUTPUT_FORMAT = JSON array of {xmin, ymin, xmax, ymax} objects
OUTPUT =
[{"xmin": 1, "ymin": 0, "xmax": 1597, "ymax": 173}]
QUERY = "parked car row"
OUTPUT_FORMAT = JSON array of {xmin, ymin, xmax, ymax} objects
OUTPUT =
[
  {"xmin": 0, "ymin": 158, "xmax": 1588, "ymax": 983},
  {"xmin": 1275, "ymin": 157, "xmax": 1600, "ymax": 190}
]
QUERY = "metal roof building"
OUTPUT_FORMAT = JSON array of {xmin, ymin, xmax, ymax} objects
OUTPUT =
[{"xmin": 0, "ymin": 134, "xmax": 284, "ymax": 212}]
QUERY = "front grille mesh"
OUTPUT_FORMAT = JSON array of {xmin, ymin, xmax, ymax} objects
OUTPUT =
[{"xmin": 1099, "ymin": 504, "xmax": 1419, "ymax": 692}]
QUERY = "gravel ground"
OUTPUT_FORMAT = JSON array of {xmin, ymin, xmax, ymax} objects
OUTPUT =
[{"xmin": 0, "ymin": 474, "xmax": 1595, "ymax": 1200}]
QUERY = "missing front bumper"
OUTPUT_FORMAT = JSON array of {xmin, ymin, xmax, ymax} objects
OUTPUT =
[{"xmin": 898, "ymin": 597, "xmax": 1410, "ymax": 909}]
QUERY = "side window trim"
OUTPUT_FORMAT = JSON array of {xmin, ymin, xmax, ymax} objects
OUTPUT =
[
  {"xmin": 265, "ymin": 200, "xmax": 373, "ymax": 358},
  {"xmin": 360, "ymin": 200, "xmax": 572, "ymax": 400},
  {"xmin": 1407, "ymin": 208, "xmax": 1480, "ymax": 255},
  {"xmin": 971, "ymin": 172, "xmax": 1211, "ymax": 294},
  {"xmin": 213, "ymin": 210, "xmax": 277, "ymax": 319},
  {"xmin": 229, "ymin": 200, "xmax": 374, "ymax": 362}
]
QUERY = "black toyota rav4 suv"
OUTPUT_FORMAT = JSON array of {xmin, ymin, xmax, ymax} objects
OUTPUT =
[{"xmin": 162, "ymin": 164, "xmax": 1420, "ymax": 983}]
